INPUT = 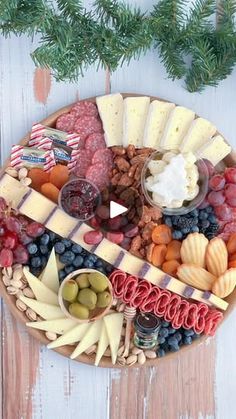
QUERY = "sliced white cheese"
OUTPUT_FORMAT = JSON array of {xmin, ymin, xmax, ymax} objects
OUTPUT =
[
  {"xmin": 70, "ymin": 320, "xmax": 103, "ymax": 359},
  {"xmin": 47, "ymin": 323, "xmax": 90, "ymax": 349},
  {"xmin": 196, "ymin": 135, "xmax": 231, "ymax": 166},
  {"xmin": 20, "ymin": 296, "xmax": 64, "ymax": 320},
  {"xmin": 0, "ymin": 174, "xmax": 28, "ymax": 208},
  {"xmin": 41, "ymin": 248, "xmax": 59, "ymax": 293},
  {"xmin": 160, "ymin": 106, "xmax": 195, "ymax": 150},
  {"xmin": 23, "ymin": 268, "xmax": 59, "ymax": 305},
  {"xmin": 26, "ymin": 318, "xmax": 77, "ymax": 334},
  {"xmin": 143, "ymin": 100, "xmax": 175, "ymax": 149},
  {"xmin": 95, "ymin": 323, "xmax": 109, "ymax": 366},
  {"xmin": 180, "ymin": 117, "xmax": 216, "ymax": 153},
  {"xmin": 122, "ymin": 96, "xmax": 150, "ymax": 148},
  {"xmin": 20, "ymin": 189, "xmax": 56, "ymax": 224},
  {"xmin": 104, "ymin": 313, "xmax": 124, "ymax": 365},
  {"xmin": 96, "ymin": 93, "xmax": 123, "ymax": 146}
]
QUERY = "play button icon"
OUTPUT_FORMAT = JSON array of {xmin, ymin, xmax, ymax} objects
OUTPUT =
[{"xmin": 110, "ymin": 201, "xmax": 128, "ymax": 219}]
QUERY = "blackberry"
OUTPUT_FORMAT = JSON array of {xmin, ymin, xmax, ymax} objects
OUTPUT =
[{"xmin": 177, "ymin": 217, "xmax": 195, "ymax": 230}]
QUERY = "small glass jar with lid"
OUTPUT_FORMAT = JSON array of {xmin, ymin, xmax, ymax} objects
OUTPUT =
[{"xmin": 133, "ymin": 313, "xmax": 161, "ymax": 350}]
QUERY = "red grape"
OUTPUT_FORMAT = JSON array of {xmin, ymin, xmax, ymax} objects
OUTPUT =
[
  {"xmin": 107, "ymin": 216, "xmax": 122, "ymax": 231},
  {"xmin": 26, "ymin": 222, "xmax": 45, "ymax": 238},
  {"xmin": 3, "ymin": 232, "xmax": 18, "ymax": 249},
  {"xmin": 224, "ymin": 167, "xmax": 236, "ymax": 184},
  {"xmin": 198, "ymin": 198, "xmax": 209, "ymax": 209},
  {"xmin": 89, "ymin": 216, "xmax": 101, "ymax": 229},
  {"xmin": 209, "ymin": 174, "xmax": 225, "ymax": 191},
  {"xmin": 5, "ymin": 216, "xmax": 21, "ymax": 233},
  {"xmin": 207, "ymin": 191, "xmax": 225, "ymax": 207},
  {"xmin": 0, "ymin": 197, "xmax": 7, "ymax": 212},
  {"xmin": 84, "ymin": 230, "xmax": 103, "ymax": 245},
  {"xmin": 224, "ymin": 184, "xmax": 236, "ymax": 207},
  {"xmin": 13, "ymin": 244, "xmax": 29, "ymax": 264},
  {"xmin": 0, "ymin": 248, "xmax": 13, "ymax": 267},
  {"xmin": 106, "ymin": 231, "xmax": 124, "ymax": 244},
  {"xmin": 214, "ymin": 204, "xmax": 232, "ymax": 221},
  {"xmin": 96, "ymin": 205, "xmax": 110, "ymax": 220},
  {"xmin": 18, "ymin": 232, "xmax": 33, "ymax": 245}
]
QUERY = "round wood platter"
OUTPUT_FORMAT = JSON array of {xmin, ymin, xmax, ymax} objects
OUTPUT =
[{"xmin": 0, "ymin": 93, "xmax": 235, "ymax": 369}]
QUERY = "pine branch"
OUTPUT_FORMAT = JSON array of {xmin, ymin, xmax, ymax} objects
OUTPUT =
[{"xmin": 185, "ymin": 0, "xmax": 216, "ymax": 34}]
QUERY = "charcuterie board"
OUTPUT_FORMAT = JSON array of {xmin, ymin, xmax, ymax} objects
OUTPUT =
[{"xmin": 0, "ymin": 93, "xmax": 235, "ymax": 368}]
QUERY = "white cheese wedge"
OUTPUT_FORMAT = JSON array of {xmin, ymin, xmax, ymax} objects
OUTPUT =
[
  {"xmin": 46, "ymin": 208, "xmax": 78, "ymax": 238},
  {"xmin": 26, "ymin": 318, "xmax": 77, "ymax": 334},
  {"xmin": 41, "ymin": 248, "xmax": 59, "ymax": 293},
  {"xmin": 20, "ymin": 296, "xmax": 64, "ymax": 320},
  {"xmin": 48, "ymin": 323, "xmax": 89, "ymax": 349},
  {"xmin": 143, "ymin": 100, "xmax": 175, "ymax": 149},
  {"xmin": 180, "ymin": 117, "xmax": 216, "ymax": 153},
  {"xmin": 160, "ymin": 106, "xmax": 195, "ymax": 150},
  {"xmin": 0, "ymin": 174, "xmax": 28, "ymax": 208},
  {"xmin": 70, "ymin": 320, "xmax": 103, "ymax": 359},
  {"xmin": 196, "ymin": 135, "xmax": 231, "ymax": 166},
  {"xmin": 104, "ymin": 313, "xmax": 124, "ymax": 365},
  {"xmin": 95, "ymin": 323, "xmax": 109, "ymax": 366},
  {"xmin": 96, "ymin": 93, "xmax": 123, "ymax": 146},
  {"xmin": 23, "ymin": 268, "xmax": 59, "ymax": 305},
  {"xmin": 20, "ymin": 189, "xmax": 56, "ymax": 224},
  {"xmin": 122, "ymin": 96, "xmax": 150, "ymax": 147}
]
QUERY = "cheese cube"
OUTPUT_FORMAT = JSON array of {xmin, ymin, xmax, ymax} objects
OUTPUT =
[
  {"xmin": 19, "ymin": 189, "xmax": 55, "ymax": 223},
  {"xmin": 0, "ymin": 174, "xmax": 28, "ymax": 208},
  {"xmin": 48, "ymin": 323, "xmax": 90, "ymax": 349},
  {"xmin": 26, "ymin": 318, "xmax": 77, "ymax": 334},
  {"xmin": 196, "ymin": 135, "xmax": 231, "ymax": 166},
  {"xmin": 23, "ymin": 268, "xmax": 59, "ymax": 305},
  {"xmin": 143, "ymin": 100, "xmax": 175, "ymax": 149},
  {"xmin": 20, "ymin": 296, "xmax": 64, "ymax": 320},
  {"xmin": 46, "ymin": 208, "xmax": 78, "ymax": 238},
  {"xmin": 70, "ymin": 320, "xmax": 103, "ymax": 359},
  {"xmin": 104, "ymin": 313, "xmax": 124, "ymax": 364},
  {"xmin": 123, "ymin": 96, "xmax": 150, "ymax": 147},
  {"xmin": 180, "ymin": 117, "xmax": 216, "ymax": 153},
  {"xmin": 160, "ymin": 106, "xmax": 195, "ymax": 150},
  {"xmin": 96, "ymin": 93, "xmax": 123, "ymax": 146}
]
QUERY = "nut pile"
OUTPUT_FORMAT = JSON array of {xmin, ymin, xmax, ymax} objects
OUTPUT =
[{"xmin": 5, "ymin": 166, "xmax": 32, "ymax": 187}]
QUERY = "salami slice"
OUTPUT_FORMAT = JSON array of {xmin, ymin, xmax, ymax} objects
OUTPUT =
[
  {"xmin": 172, "ymin": 300, "xmax": 189, "ymax": 329},
  {"xmin": 85, "ymin": 133, "xmax": 106, "ymax": 153},
  {"xmin": 92, "ymin": 148, "xmax": 113, "ymax": 169},
  {"xmin": 109, "ymin": 270, "xmax": 127, "ymax": 299},
  {"xmin": 86, "ymin": 163, "xmax": 110, "ymax": 190},
  {"xmin": 72, "ymin": 149, "xmax": 92, "ymax": 177},
  {"xmin": 71, "ymin": 101, "xmax": 98, "ymax": 118},
  {"xmin": 183, "ymin": 303, "xmax": 198, "ymax": 329},
  {"xmin": 164, "ymin": 294, "xmax": 181, "ymax": 322},
  {"xmin": 56, "ymin": 112, "xmax": 76, "ymax": 133},
  {"xmin": 139, "ymin": 286, "xmax": 160, "ymax": 312},
  {"xmin": 122, "ymin": 275, "xmax": 138, "ymax": 304},
  {"xmin": 193, "ymin": 303, "xmax": 209, "ymax": 334},
  {"xmin": 154, "ymin": 290, "xmax": 171, "ymax": 317},
  {"xmin": 132, "ymin": 280, "xmax": 152, "ymax": 308},
  {"xmin": 74, "ymin": 116, "xmax": 102, "ymax": 141},
  {"xmin": 204, "ymin": 310, "xmax": 223, "ymax": 336}
]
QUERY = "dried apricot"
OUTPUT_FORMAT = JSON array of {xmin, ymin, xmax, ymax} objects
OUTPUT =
[
  {"xmin": 227, "ymin": 233, "xmax": 236, "ymax": 254},
  {"xmin": 146, "ymin": 243, "xmax": 155, "ymax": 263},
  {"xmin": 28, "ymin": 168, "xmax": 49, "ymax": 191},
  {"xmin": 162, "ymin": 260, "xmax": 180, "ymax": 276},
  {"xmin": 41, "ymin": 183, "xmax": 59, "ymax": 203},
  {"xmin": 229, "ymin": 253, "xmax": 236, "ymax": 262},
  {"xmin": 152, "ymin": 244, "xmax": 167, "ymax": 267},
  {"xmin": 228, "ymin": 260, "xmax": 236, "ymax": 269},
  {"xmin": 49, "ymin": 164, "xmax": 69, "ymax": 190},
  {"xmin": 165, "ymin": 240, "xmax": 181, "ymax": 261},
  {"xmin": 151, "ymin": 224, "xmax": 172, "ymax": 245}
]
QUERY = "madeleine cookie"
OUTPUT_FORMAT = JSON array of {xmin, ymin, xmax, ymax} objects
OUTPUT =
[
  {"xmin": 177, "ymin": 263, "xmax": 216, "ymax": 291},
  {"xmin": 206, "ymin": 237, "xmax": 228, "ymax": 277},
  {"xmin": 212, "ymin": 268, "xmax": 236, "ymax": 298},
  {"xmin": 180, "ymin": 233, "xmax": 208, "ymax": 268}
]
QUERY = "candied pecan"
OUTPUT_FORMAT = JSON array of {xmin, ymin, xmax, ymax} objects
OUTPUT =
[
  {"xmin": 136, "ymin": 148, "xmax": 154, "ymax": 155},
  {"xmin": 101, "ymin": 188, "xmax": 110, "ymax": 202},
  {"xmin": 114, "ymin": 157, "xmax": 130, "ymax": 172},
  {"xmin": 146, "ymin": 243, "xmax": 155, "ymax": 263},
  {"xmin": 111, "ymin": 173, "xmax": 122, "ymax": 186},
  {"xmin": 112, "ymin": 168, "xmax": 118, "ymax": 175},
  {"xmin": 139, "ymin": 248, "xmax": 146, "ymax": 257},
  {"xmin": 111, "ymin": 146, "xmax": 126, "ymax": 156},
  {"xmin": 148, "ymin": 206, "xmax": 162, "ymax": 221},
  {"xmin": 142, "ymin": 221, "xmax": 158, "ymax": 241},
  {"xmin": 130, "ymin": 154, "xmax": 147, "ymax": 165},
  {"xmin": 129, "ymin": 249, "xmax": 143, "ymax": 259},
  {"xmin": 131, "ymin": 235, "xmax": 142, "ymax": 251},
  {"xmin": 118, "ymin": 173, "xmax": 134, "ymax": 187},
  {"xmin": 134, "ymin": 164, "xmax": 144, "ymax": 181},
  {"xmin": 128, "ymin": 164, "xmax": 138, "ymax": 178},
  {"xmin": 120, "ymin": 188, "xmax": 135, "ymax": 201},
  {"xmin": 127, "ymin": 144, "xmax": 136, "ymax": 159},
  {"xmin": 127, "ymin": 207, "xmax": 136, "ymax": 221},
  {"xmin": 141, "ymin": 206, "xmax": 152, "ymax": 224}
]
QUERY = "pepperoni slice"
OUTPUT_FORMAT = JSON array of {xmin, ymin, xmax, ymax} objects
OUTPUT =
[
  {"xmin": 72, "ymin": 149, "xmax": 92, "ymax": 177},
  {"xmin": 74, "ymin": 116, "xmax": 103, "ymax": 141},
  {"xmin": 56, "ymin": 113, "xmax": 76, "ymax": 133},
  {"xmin": 92, "ymin": 148, "xmax": 113, "ymax": 169},
  {"xmin": 86, "ymin": 163, "xmax": 110, "ymax": 190},
  {"xmin": 70, "ymin": 101, "xmax": 98, "ymax": 118},
  {"xmin": 85, "ymin": 133, "xmax": 106, "ymax": 153}
]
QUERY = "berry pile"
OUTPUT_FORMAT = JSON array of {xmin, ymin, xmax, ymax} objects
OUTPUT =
[
  {"xmin": 156, "ymin": 320, "xmax": 201, "ymax": 357},
  {"xmin": 164, "ymin": 206, "xmax": 219, "ymax": 240}
]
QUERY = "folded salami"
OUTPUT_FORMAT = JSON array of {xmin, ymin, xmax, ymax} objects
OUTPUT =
[
  {"xmin": 109, "ymin": 270, "xmax": 127, "ymax": 299},
  {"xmin": 164, "ymin": 294, "xmax": 182, "ymax": 322},
  {"xmin": 183, "ymin": 303, "xmax": 199, "ymax": 329},
  {"xmin": 204, "ymin": 310, "xmax": 223, "ymax": 336},
  {"xmin": 194, "ymin": 304, "xmax": 209, "ymax": 334},
  {"xmin": 132, "ymin": 280, "xmax": 152, "ymax": 308},
  {"xmin": 122, "ymin": 275, "xmax": 138, "ymax": 304},
  {"xmin": 139, "ymin": 286, "xmax": 160, "ymax": 312},
  {"xmin": 154, "ymin": 290, "xmax": 171, "ymax": 317},
  {"xmin": 172, "ymin": 300, "xmax": 189, "ymax": 329}
]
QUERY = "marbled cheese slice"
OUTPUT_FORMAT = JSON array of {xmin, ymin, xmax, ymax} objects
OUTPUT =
[
  {"xmin": 160, "ymin": 106, "xmax": 195, "ymax": 150},
  {"xmin": 41, "ymin": 248, "xmax": 59, "ymax": 293},
  {"xmin": 95, "ymin": 323, "xmax": 109, "ymax": 366},
  {"xmin": 104, "ymin": 313, "xmax": 123, "ymax": 365},
  {"xmin": 196, "ymin": 135, "xmax": 231, "ymax": 166},
  {"xmin": 180, "ymin": 117, "xmax": 216, "ymax": 153},
  {"xmin": 26, "ymin": 318, "xmax": 77, "ymax": 334},
  {"xmin": 23, "ymin": 268, "xmax": 59, "ymax": 305},
  {"xmin": 20, "ymin": 296, "xmax": 64, "ymax": 320},
  {"xmin": 123, "ymin": 96, "xmax": 150, "ymax": 147},
  {"xmin": 47, "ymin": 323, "xmax": 89, "ymax": 349},
  {"xmin": 70, "ymin": 320, "xmax": 103, "ymax": 359},
  {"xmin": 143, "ymin": 100, "xmax": 175, "ymax": 149},
  {"xmin": 96, "ymin": 93, "xmax": 123, "ymax": 146}
]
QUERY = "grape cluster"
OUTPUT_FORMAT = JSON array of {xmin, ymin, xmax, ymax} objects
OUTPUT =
[
  {"xmin": 156, "ymin": 320, "xmax": 201, "ymax": 357},
  {"xmin": 207, "ymin": 168, "xmax": 236, "ymax": 222}
]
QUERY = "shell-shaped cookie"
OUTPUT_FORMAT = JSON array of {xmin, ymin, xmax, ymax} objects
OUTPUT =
[
  {"xmin": 180, "ymin": 233, "xmax": 208, "ymax": 268},
  {"xmin": 177, "ymin": 263, "xmax": 216, "ymax": 290},
  {"xmin": 206, "ymin": 237, "xmax": 228, "ymax": 277},
  {"xmin": 212, "ymin": 268, "xmax": 236, "ymax": 298}
]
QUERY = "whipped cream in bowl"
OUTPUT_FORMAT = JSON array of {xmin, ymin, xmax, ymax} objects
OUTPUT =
[{"xmin": 141, "ymin": 151, "xmax": 208, "ymax": 215}]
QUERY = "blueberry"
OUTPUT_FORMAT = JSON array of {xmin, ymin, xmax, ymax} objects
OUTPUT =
[
  {"xmin": 59, "ymin": 251, "xmax": 75, "ymax": 265},
  {"xmin": 183, "ymin": 329, "xmax": 194, "ymax": 337},
  {"xmin": 174, "ymin": 332, "xmax": 182, "ymax": 342},
  {"xmin": 159, "ymin": 328, "xmax": 169, "ymax": 338},
  {"xmin": 31, "ymin": 256, "xmax": 42, "ymax": 268},
  {"xmin": 161, "ymin": 321, "xmax": 170, "ymax": 327},
  {"xmin": 165, "ymin": 217, "xmax": 172, "ymax": 227},
  {"xmin": 88, "ymin": 254, "xmax": 97, "ymax": 263},
  {"xmin": 62, "ymin": 239, "xmax": 72, "ymax": 248},
  {"xmin": 73, "ymin": 255, "xmax": 84, "ymax": 268},
  {"xmin": 161, "ymin": 341, "xmax": 169, "ymax": 352},
  {"xmin": 200, "ymin": 220, "xmax": 210, "ymax": 229},
  {"xmin": 40, "ymin": 233, "xmax": 50, "ymax": 246},
  {"xmin": 49, "ymin": 231, "xmax": 56, "ymax": 242},
  {"xmin": 168, "ymin": 327, "xmax": 176, "ymax": 335},
  {"xmin": 30, "ymin": 268, "xmax": 41, "ymax": 277},
  {"xmin": 39, "ymin": 245, "xmax": 49, "ymax": 255},
  {"xmin": 55, "ymin": 242, "xmax": 66, "ymax": 255},
  {"xmin": 182, "ymin": 227, "xmax": 190, "ymax": 234},
  {"xmin": 183, "ymin": 336, "xmax": 192, "ymax": 345},
  {"xmin": 105, "ymin": 265, "xmax": 113, "ymax": 274},
  {"xmin": 65, "ymin": 265, "xmax": 74, "ymax": 274},
  {"xmin": 157, "ymin": 336, "xmax": 166, "ymax": 344},
  {"xmin": 191, "ymin": 226, "xmax": 199, "ymax": 233},
  {"xmin": 172, "ymin": 216, "xmax": 179, "ymax": 225},
  {"xmin": 59, "ymin": 269, "xmax": 66, "ymax": 281},
  {"xmin": 172, "ymin": 230, "xmax": 183, "ymax": 240},
  {"xmin": 95, "ymin": 260, "xmax": 104, "ymax": 268},
  {"xmin": 192, "ymin": 217, "xmax": 199, "ymax": 225},
  {"xmin": 191, "ymin": 209, "xmax": 199, "ymax": 217},
  {"xmin": 208, "ymin": 215, "xmax": 217, "ymax": 223},
  {"xmin": 206, "ymin": 206, "xmax": 213, "ymax": 213},
  {"xmin": 84, "ymin": 259, "xmax": 95, "ymax": 268},
  {"xmin": 170, "ymin": 343, "xmax": 180, "ymax": 352},
  {"xmin": 157, "ymin": 348, "xmax": 165, "ymax": 357},
  {"xmin": 199, "ymin": 211, "xmax": 208, "ymax": 220},
  {"xmin": 27, "ymin": 243, "xmax": 38, "ymax": 255},
  {"xmin": 168, "ymin": 336, "xmax": 178, "ymax": 346},
  {"xmin": 71, "ymin": 244, "xmax": 83, "ymax": 254}
]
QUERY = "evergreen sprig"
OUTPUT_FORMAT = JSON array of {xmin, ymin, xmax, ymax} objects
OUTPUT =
[{"xmin": 0, "ymin": 0, "xmax": 236, "ymax": 92}]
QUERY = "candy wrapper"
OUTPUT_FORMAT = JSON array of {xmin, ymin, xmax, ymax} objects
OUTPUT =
[
  {"xmin": 29, "ymin": 124, "xmax": 82, "ymax": 149},
  {"xmin": 10, "ymin": 145, "xmax": 56, "ymax": 172}
]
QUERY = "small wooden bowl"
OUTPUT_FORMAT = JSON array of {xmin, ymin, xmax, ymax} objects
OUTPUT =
[{"xmin": 58, "ymin": 268, "xmax": 113, "ymax": 323}]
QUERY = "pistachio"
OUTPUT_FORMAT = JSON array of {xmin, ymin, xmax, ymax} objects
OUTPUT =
[
  {"xmin": 18, "ymin": 167, "xmax": 28, "ymax": 180},
  {"xmin": 45, "ymin": 331, "xmax": 57, "ymax": 341},
  {"xmin": 129, "ymin": 341, "xmax": 135, "ymax": 350},
  {"xmin": 12, "ymin": 263, "xmax": 23, "ymax": 270},
  {"xmin": 23, "ymin": 287, "xmax": 35, "ymax": 298},
  {"xmin": 16, "ymin": 299, "xmax": 27, "ymax": 312},
  {"xmin": 138, "ymin": 351, "xmax": 146, "ymax": 365},
  {"xmin": 16, "ymin": 290, "xmax": 23, "ymax": 299},
  {"xmin": 2, "ymin": 275, "xmax": 11, "ymax": 287},
  {"xmin": 5, "ymin": 167, "xmax": 18, "ymax": 178},
  {"xmin": 7, "ymin": 286, "xmax": 18, "ymax": 295},
  {"xmin": 117, "ymin": 356, "xmax": 126, "ymax": 366},
  {"xmin": 126, "ymin": 354, "xmax": 137, "ymax": 366},
  {"xmin": 10, "ymin": 279, "xmax": 23, "ymax": 289},
  {"xmin": 3, "ymin": 267, "xmax": 13, "ymax": 278},
  {"xmin": 117, "ymin": 345, "xmax": 125, "ymax": 357},
  {"xmin": 85, "ymin": 345, "xmax": 97, "ymax": 355},
  {"xmin": 13, "ymin": 268, "xmax": 23, "ymax": 281},
  {"xmin": 145, "ymin": 350, "xmax": 157, "ymax": 359},
  {"xmin": 131, "ymin": 347, "xmax": 143, "ymax": 355},
  {"xmin": 26, "ymin": 308, "xmax": 37, "ymax": 321},
  {"xmin": 20, "ymin": 177, "xmax": 32, "ymax": 186}
]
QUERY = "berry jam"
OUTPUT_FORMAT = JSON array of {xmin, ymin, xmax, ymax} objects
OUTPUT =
[{"xmin": 59, "ymin": 179, "xmax": 101, "ymax": 221}]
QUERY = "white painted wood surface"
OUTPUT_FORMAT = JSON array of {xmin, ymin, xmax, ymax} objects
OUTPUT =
[{"xmin": 0, "ymin": 1, "xmax": 236, "ymax": 418}]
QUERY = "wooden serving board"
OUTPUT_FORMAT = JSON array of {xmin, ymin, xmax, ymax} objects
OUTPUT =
[{"xmin": 0, "ymin": 94, "xmax": 235, "ymax": 369}]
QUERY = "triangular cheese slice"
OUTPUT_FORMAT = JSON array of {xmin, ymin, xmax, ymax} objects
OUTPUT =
[
  {"xmin": 41, "ymin": 248, "xmax": 59, "ymax": 293},
  {"xmin": 95, "ymin": 322, "xmax": 109, "ymax": 366},
  {"xmin": 103, "ymin": 313, "xmax": 124, "ymax": 365},
  {"xmin": 160, "ymin": 106, "xmax": 195, "ymax": 150},
  {"xmin": 196, "ymin": 135, "xmax": 231, "ymax": 166},
  {"xmin": 47, "ymin": 323, "xmax": 90, "ymax": 349},
  {"xmin": 122, "ymin": 96, "xmax": 150, "ymax": 147},
  {"xmin": 96, "ymin": 93, "xmax": 123, "ymax": 146},
  {"xmin": 26, "ymin": 318, "xmax": 77, "ymax": 334},
  {"xmin": 180, "ymin": 117, "xmax": 216, "ymax": 153},
  {"xmin": 70, "ymin": 320, "xmax": 103, "ymax": 359},
  {"xmin": 143, "ymin": 100, "xmax": 175, "ymax": 149},
  {"xmin": 23, "ymin": 268, "xmax": 59, "ymax": 305},
  {"xmin": 20, "ymin": 296, "xmax": 64, "ymax": 320}
]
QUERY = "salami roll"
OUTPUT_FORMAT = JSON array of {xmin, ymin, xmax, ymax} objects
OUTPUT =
[
  {"xmin": 131, "ymin": 280, "xmax": 152, "ymax": 308},
  {"xmin": 85, "ymin": 133, "xmax": 106, "ymax": 153},
  {"xmin": 74, "ymin": 116, "xmax": 103, "ymax": 141},
  {"xmin": 122, "ymin": 275, "xmax": 138, "ymax": 304},
  {"xmin": 72, "ymin": 149, "xmax": 92, "ymax": 177},
  {"xmin": 204, "ymin": 310, "xmax": 223, "ymax": 336},
  {"xmin": 163, "ymin": 294, "xmax": 181, "ymax": 322},
  {"xmin": 92, "ymin": 149, "xmax": 113, "ymax": 169},
  {"xmin": 154, "ymin": 290, "xmax": 171, "ymax": 317},
  {"xmin": 86, "ymin": 163, "xmax": 110, "ymax": 191},
  {"xmin": 183, "ymin": 303, "xmax": 199, "ymax": 329},
  {"xmin": 109, "ymin": 270, "xmax": 127, "ymax": 299},
  {"xmin": 171, "ymin": 300, "xmax": 189, "ymax": 329},
  {"xmin": 193, "ymin": 303, "xmax": 209, "ymax": 334},
  {"xmin": 56, "ymin": 112, "xmax": 76, "ymax": 133},
  {"xmin": 139, "ymin": 286, "xmax": 160, "ymax": 312},
  {"xmin": 71, "ymin": 101, "xmax": 99, "ymax": 118}
]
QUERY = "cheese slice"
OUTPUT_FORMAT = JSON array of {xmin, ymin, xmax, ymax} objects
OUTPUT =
[
  {"xmin": 143, "ymin": 100, "xmax": 175, "ymax": 149},
  {"xmin": 23, "ymin": 268, "xmax": 59, "ymax": 305},
  {"xmin": 45, "ymin": 207, "xmax": 78, "ymax": 238},
  {"xmin": 41, "ymin": 248, "xmax": 59, "ymax": 293},
  {"xmin": 0, "ymin": 174, "xmax": 28, "ymax": 208},
  {"xmin": 20, "ymin": 296, "xmax": 64, "ymax": 320},
  {"xmin": 26, "ymin": 318, "xmax": 77, "ymax": 334},
  {"xmin": 70, "ymin": 320, "xmax": 103, "ymax": 359},
  {"xmin": 180, "ymin": 117, "xmax": 216, "ymax": 153},
  {"xmin": 19, "ymin": 189, "xmax": 55, "ymax": 224},
  {"xmin": 104, "ymin": 313, "xmax": 124, "ymax": 365},
  {"xmin": 160, "ymin": 106, "xmax": 195, "ymax": 150},
  {"xmin": 96, "ymin": 93, "xmax": 123, "ymax": 146},
  {"xmin": 48, "ymin": 323, "xmax": 89, "ymax": 349},
  {"xmin": 122, "ymin": 96, "xmax": 150, "ymax": 147},
  {"xmin": 196, "ymin": 135, "xmax": 231, "ymax": 166},
  {"xmin": 95, "ymin": 323, "xmax": 109, "ymax": 366}
]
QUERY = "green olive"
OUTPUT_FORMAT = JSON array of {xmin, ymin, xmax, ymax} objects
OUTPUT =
[
  {"xmin": 75, "ymin": 273, "xmax": 90, "ymax": 289},
  {"xmin": 96, "ymin": 291, "xmax": 112, "ymax": 308},
  {"xmin": 88, "ymin": 272, "xmax": 108, "ymax": 293},
  {"xmin": 62, "ymin": 280, "xmax": 79, "ymax": 302},
  {"xmin": 78, "ymin": 288, "xmax": 97, "ymax": 310},
  {"xmin": 69, "ymin": 302, "xmax": 89, "ymax": 319}
]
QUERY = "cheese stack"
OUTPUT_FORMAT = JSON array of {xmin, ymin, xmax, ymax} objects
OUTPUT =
[
  {"xmin": 122, "ymin": 96, "xmax": 150, "ymax": 147},
  {"xmin": 96, "ymin": 93, "xmax": 123, "ymax": 146},
  {"xmin": 160, "ymin": 106, "xmax": 195, "ymax": 150},
  {"xmin": 180, "ymin": 117, "xmax": 216, "ymax": 153},
  {"xmin": 143, "ymin": 100, "xmax": 175, "ymax": 149}
]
